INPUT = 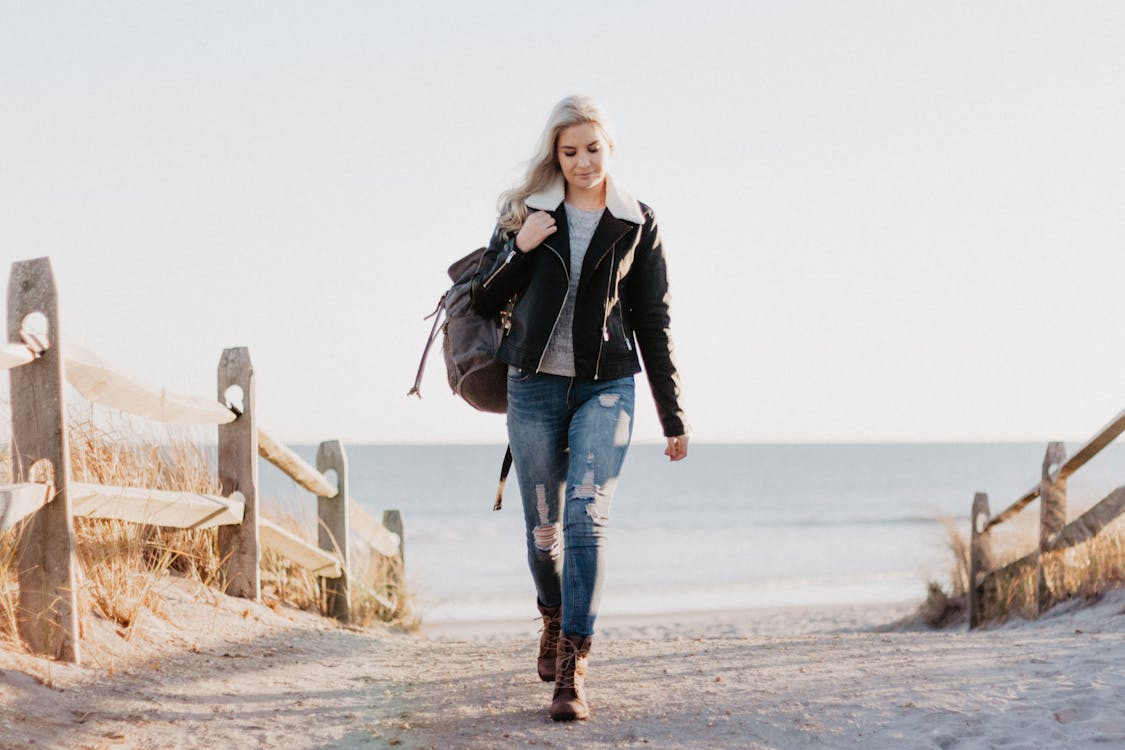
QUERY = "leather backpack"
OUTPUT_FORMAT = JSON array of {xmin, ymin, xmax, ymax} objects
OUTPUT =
[{"xmin": 409, "ymin": 247, "xmax": 513, "ymax": 508}]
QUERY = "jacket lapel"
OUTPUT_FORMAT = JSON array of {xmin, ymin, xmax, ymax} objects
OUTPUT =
[{"xmin": 525, "ymin": 174, "xmax": 642, "ymax": 286}]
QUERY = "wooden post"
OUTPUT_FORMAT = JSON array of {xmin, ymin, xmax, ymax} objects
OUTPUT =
[
  {"xmin": 968, "ymin": 492, "xmax": 992, "ymax": 629},
  {"xmin": 383, "ymin": 509, "xmax": 404, "ymax": 568},
  {"xmin": 316, "ymin": 440, "xmax": 350, "ymax": 622},
  {"xmin": 1038, "ymin": 441, "xmax": 1067, "ymax": 615},
  {"xmin": 7, "ymin": 258, "xmax": 80, "ymax": 663},
  {"xmin": 217, "ymin": 347, "xmax": 259, "ymax": 601}
]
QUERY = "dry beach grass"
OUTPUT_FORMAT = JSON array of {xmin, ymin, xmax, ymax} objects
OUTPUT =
[
  {"xmin": 920, "ymin": 506, "xmax": 1125, "ymax": 629},
  {"xmin": 0, "ymin": 405, "xmax": 413, "ymax": 662}
]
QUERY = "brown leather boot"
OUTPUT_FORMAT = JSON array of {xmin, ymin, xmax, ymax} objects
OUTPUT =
[
  {"xmin": 550, "ymin": 633, "xmax": 592, "ymax": 721},
  {"xmin": 537, "ymin": 600, "xmax": 562, "ymax": 682}
]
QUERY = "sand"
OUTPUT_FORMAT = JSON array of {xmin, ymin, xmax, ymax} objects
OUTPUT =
[{"xmin": 3, "ymin": 579, "xmax": 1125, "ymax": 749}]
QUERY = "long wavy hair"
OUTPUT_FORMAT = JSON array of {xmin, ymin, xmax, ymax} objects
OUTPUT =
[{"xmin": 497, "ymin": 95, "xmax": 615, "ymax": 237}]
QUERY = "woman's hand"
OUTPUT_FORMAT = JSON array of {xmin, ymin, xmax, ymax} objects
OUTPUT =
[
  {"xmin": 664, "ymin": 435, "xmax": 689, "ymax": 462},
  {"xmin": 515, "ymin": 211, "xmax": 557, "ymax": 253}
]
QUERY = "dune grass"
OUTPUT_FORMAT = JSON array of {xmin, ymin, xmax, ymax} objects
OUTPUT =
[
  {"xmin": 1, "ymin": 407, "xmax": 414, "ymax": 655},
  {"xmin": 912, "ymin": 519, "xmax": 971, "ymax": 629},
  {"xmin": 924, "ymin": 511, "xmax": 1125, "ymax": 628},
  {"xmin": 0, "ymin": 522, "xmax": 20, "ymax": 651}
]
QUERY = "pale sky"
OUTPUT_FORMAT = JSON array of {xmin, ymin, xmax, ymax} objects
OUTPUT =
[{"xmin": 2, "ymin": 2, "xmax": 1124, "ymax": 444}]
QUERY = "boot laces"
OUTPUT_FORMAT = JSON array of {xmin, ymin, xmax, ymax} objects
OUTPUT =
[
  {"xmin": 556, "ymin": 648, "xmax": 578, "ymax": 689},
  {"xmin": 537, "ymin": 610, "xmax": 561, "ymax": 636},
  {"xmin": 555, "ymin": 638, "xmax": 585, "ymax": 690}
]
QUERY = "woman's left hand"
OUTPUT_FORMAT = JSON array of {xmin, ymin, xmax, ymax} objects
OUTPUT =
[{"xmin": 664, "ymin": 435, "xmax": 689, "ymax": 462}]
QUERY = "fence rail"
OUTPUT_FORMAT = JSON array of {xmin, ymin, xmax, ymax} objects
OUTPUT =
[
  {"xmin": 969, "ymin": 409, "xmax": 1125, "ymax": 628},
  {"xmin": 258, "ymin": 428, "xmax": 338, "ymax": 497},
  {"xmin": 2, "ymin": 257, "xmax": 404, "ymax": 664},
  {"xmin": 69, "ymin": 484, "xmax": 245, "ymax": 529}
]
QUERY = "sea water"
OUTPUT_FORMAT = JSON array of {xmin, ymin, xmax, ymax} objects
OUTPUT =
[{"xmin": 258, "ymin": 443, "xmax": 1125, "ymax": 624}]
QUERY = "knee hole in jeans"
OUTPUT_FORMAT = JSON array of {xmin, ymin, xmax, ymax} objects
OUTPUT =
[
  {"xmin": 584, "ymin": 501, "xmax": 609, "ymax": 525},
  {"xmin": 533, "ymin": 523, "xmax": 561, "ymax": 559},
  {"xmin": 532, "ymin": 483, "xmax": 561, "ymax": 558},
  {"xmin": 570, "ymin": 470, "xmax": 610, "ymax": 526}
]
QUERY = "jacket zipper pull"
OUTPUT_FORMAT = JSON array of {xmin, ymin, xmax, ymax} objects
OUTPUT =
[
  {"xmin": 602, "ymin": 325, "xmax": 610, "ymax": 342},
  {"xmin": 482, "ymin": 243, "xmax": 521, "ymax": 289}
]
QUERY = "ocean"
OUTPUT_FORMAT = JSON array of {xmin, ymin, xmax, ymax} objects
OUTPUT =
[{"xmin": 258, "ymin": 443, "xmax": 1125, "ymax": 625}]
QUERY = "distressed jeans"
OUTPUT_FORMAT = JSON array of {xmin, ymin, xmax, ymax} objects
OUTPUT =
[{"xmin": 506, "ymin": 368, "xmax": 635, "ymax": 636}]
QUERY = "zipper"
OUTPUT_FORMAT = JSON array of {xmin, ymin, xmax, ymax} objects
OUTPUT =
[
  {"xmin": 481, "ymin": 246, "xmax": 516, "ymax": 289},
  {"xmin": 590, "ymin": 225, "xmax": 633, "ymax": 378},
  {"xmin": 588, "ymin": 225, "xmax": 632, "ymax": 275},
  {"xmin": 593, "ymin": 245, "xmax": 616, "ymax": 380},
  {"xmin": 535, "ymin": 240, "xmax": 570, "ymax": 373}
]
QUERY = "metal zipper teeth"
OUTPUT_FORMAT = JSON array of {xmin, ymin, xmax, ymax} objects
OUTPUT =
[
  {"xmin": 588, "ymin": 223, "xmax": 632, "ymax": 272},
  {"xmin": 589, "ymin": 221, "xmax": 634, "ymax": 377},
  {"xmin": 535, "ymin": 240, "xmax": 570, "ymax": 374},
  {"xmin": 481, "ymin": 246, "xmax": 515, "ymax": 289},
  {"xmin": 590, "ymin": 226, "xmax": 633, "ymax": 378},
  {"xmin": 593, "ymin": 244, "xmax": 616, "ymax": 380}
]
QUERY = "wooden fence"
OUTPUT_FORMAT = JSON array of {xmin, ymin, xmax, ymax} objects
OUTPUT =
[
  {"xmin": 0, "ymin": 257, "xmax": 403, "ymax": 663},
  {"xmin": 969, "ymin": 409, "xmax": 1125, "ymax": 628}
]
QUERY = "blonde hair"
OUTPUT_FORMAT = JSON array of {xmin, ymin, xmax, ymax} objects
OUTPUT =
[{"xmin": 497, "ymin": 95, "xmax": 615, "ymax": 237}]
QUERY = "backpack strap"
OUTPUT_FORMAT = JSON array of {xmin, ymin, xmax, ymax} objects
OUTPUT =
[
  {"xmin": 493, "ymin": 444, "xmax": 513, "ymax": 511},
  {"xmin": 407, "ymin": 294, "xmax": 447, "ymax": 399}
]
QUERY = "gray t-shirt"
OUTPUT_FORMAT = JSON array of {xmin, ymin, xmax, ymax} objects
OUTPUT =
[{"xmin": 539, "ymin": 204, "xmax": 604, "ymax": 376}]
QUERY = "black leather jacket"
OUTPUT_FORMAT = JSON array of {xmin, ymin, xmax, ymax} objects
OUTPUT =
[{"xmin": 470, "ymin": 197, "xmax": 687, "ymax": 437}]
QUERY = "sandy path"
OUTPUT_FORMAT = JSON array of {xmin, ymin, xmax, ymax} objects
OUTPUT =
[{"xmin": 3, "ymin": 584, "xmax": 1125, "ymax": 749}]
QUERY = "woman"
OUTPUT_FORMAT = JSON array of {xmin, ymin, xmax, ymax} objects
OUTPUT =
[{"xmin": 470, "ymin": 95, "xmax": 688, "ymax": 722}]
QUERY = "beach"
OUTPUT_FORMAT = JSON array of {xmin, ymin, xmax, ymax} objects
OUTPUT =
[{"xmin": 4, "ymin": 576, "xmax": 1125, "ymax": 749}]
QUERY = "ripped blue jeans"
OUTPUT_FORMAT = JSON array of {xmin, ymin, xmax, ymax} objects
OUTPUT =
[{"xmin": 506, "ymin": 368, "xmax": 635, "ymax": 637}]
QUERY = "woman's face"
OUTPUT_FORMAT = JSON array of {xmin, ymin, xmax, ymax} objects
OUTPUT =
[{"xmin": 556, "ymin": 122, "xmax": 609, "ymax": 193}]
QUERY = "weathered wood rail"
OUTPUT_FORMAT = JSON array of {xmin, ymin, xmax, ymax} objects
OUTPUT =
[
  {"xmin": 969, "ymin": 409, "xmax": 1125, "ymax": 628},
  {"xmin": 1, "ymin": 257, "xmax": 404, "ymax": 663}
]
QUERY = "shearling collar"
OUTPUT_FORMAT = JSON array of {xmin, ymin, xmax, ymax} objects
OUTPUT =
[{"xmin": 525, "ymin": 174, "xmax": 645, "ymax": 225}]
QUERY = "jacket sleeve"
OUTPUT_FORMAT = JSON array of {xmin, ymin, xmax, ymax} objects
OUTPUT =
[
  {"xmin": 627, "ymin": 209, "xmax": 688, "ymax": 438},
  {"xmin": 470, "ymin": 224, "xmax": 534, "ymax": 316}
]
